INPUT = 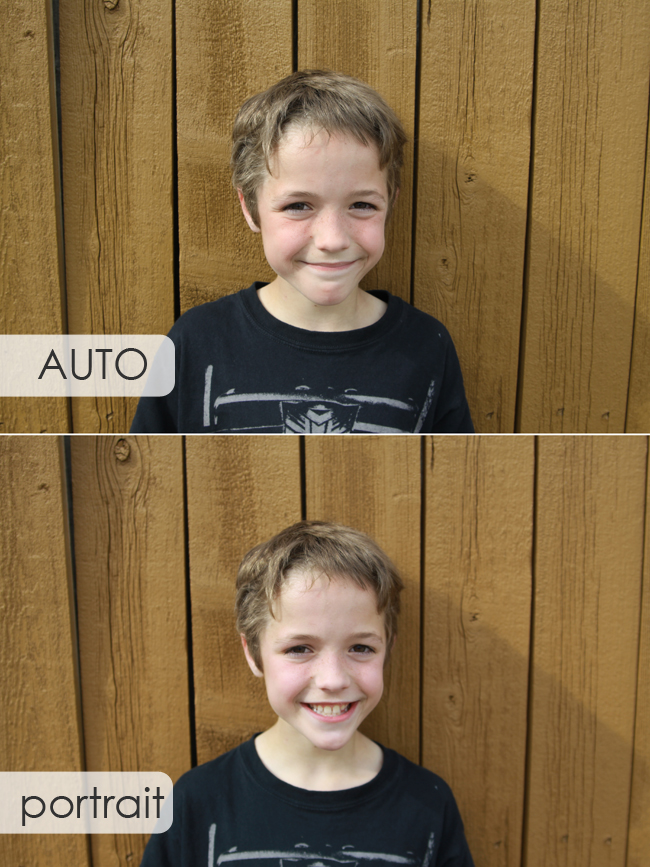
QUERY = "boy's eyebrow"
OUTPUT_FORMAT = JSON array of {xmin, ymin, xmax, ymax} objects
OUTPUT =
[
  {"xmin": 349, "ymin": 190, "xmax": 387, "ymax": 200},
  {"xmin": 274, "ymin": 631, "xmax": 385, "ymax": 645},
  {"xmin": 272, "ymin": 189, "xmax": 387, "ymax": 202}
]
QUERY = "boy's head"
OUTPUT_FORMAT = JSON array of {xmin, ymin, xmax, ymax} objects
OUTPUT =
[
  {"xmin": 231, "ymin": 70, "xmax": 407, "ymax": 230},
  {"xmin": 235, "ymin": 520, "xmax": 403, "ymax": 673}
]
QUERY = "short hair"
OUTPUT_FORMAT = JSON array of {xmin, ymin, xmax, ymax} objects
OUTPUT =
[
  {"xmin": 231, "ymin": 70, "xmax": 407, "ymax": 227},
  {"xmin": 235, "ymin": 520, "xmax": 404, "ymax": 671}
]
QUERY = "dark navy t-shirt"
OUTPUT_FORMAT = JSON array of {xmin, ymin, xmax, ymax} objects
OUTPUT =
[
  {"xmin": 130, "ymin": 283, "xmax": 474, "ymax": 434},
  {"xmin": 140, "ymin": 736, "xmax": 475, "ymax": 867}
]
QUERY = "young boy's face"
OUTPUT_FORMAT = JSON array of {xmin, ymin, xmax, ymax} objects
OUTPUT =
[
  {"xmin": 239, "ymin": 126, "xmax": 390, "ymax": 311},
  {"xmin": 242, "ymin": 571, "xmax": 387, "ymax": 753}
]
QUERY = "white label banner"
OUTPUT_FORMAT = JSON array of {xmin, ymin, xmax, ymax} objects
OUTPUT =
[
  {"xmin": 0, "ymin": 335, "xmax": 175, "ymax": 396},
  {"xmin": 0, "ymin": 772, "xmax": 173, "ymax": 834}
]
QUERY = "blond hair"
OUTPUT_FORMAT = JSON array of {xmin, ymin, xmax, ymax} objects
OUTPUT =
[
  {"xmin": 231, "ymin": 70, "xmax": 407, "ymax": 227},
  {"xmin": 235, "ymin": 520, "xmax": 403, "ymax": 670}
]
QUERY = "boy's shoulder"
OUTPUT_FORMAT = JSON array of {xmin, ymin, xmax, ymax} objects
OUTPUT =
[
  {"xmin": 169, "ymin": 285, "xmax": 253, "ymax": 336},
  {"xmin": 382, "ymin": 744, "xmax": 458, "ymax": 806},
  {"xmin": 172, "ymin": 739, "xmax": 245, "ymax": 798}
]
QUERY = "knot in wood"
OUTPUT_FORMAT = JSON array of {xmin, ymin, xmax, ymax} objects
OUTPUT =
[
  {"xmin": 103, "ymin": 0, "xmax": 120, "ymax": 9},
  {"xmin": 114, "ymin": 438, "xmax": 131, "ymax": 462}
]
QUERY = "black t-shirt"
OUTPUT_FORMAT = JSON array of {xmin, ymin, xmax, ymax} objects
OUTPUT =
[
  {"xmin": 140, "ymin": 736, "xmax": 475, "ymax": 867},
  {"xmin": 130, "ymin": 283, "xmax": 474, "ymax": 433}
]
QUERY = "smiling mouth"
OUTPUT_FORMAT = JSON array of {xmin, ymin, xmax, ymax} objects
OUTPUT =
[
  {"xmin": 304, "ymin": 702, "xmax": 354, "ymax": 716},
  {"xmin": 304, "ymin": 261, "xmax": 356, "ymax": 269}
]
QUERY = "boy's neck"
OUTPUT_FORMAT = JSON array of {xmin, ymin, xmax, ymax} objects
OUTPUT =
[
  {"xmin": 253, "ymin": 721, "xmax": 383, "ymax": 791},
  {"xmin": 257, "ymin": 279, "xmax": 387, "ymax": 333}
]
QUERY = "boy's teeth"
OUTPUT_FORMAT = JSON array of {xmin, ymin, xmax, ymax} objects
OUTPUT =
[{"xmin": 309, "ymin": 703, "xmax": 351, "ymax": 716}]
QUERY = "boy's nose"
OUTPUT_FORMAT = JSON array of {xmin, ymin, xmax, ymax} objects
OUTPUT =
[
  {"xmin": 312, "ymin": 652, "xmax": 351, "ymax": 691},
  {"xmin": 312, "ymin": 211, "xmax": 351, "ymax": 253}
]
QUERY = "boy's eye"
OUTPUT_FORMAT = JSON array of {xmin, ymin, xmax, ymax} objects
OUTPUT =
[
  {"xmin": 284, "ymin": 645, "xmax": 311, "ymax": 655},
  {"xmin": 282, "ymin": 202, "xmax": 311, "ymax": 212},
  {"xmin": 350, "ymin": 644, "xmax": 375, "ymax": 654},
  {"xmin": 350, "ymin": 202, "xmax": 377, "ymax": 211}
]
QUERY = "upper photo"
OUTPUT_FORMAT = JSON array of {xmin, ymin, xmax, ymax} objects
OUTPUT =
[{"xmin": 2, "ymin": 1, "xmax": 649, "ymax": 433}]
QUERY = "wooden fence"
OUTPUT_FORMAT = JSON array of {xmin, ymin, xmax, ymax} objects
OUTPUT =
[
  {"xmin": 1, "ymin": 1, "xmax": 649, "ymax": 433},
  {"xmin": 1, "ymin": 434, "xmax": 648, "ymax": 866}
]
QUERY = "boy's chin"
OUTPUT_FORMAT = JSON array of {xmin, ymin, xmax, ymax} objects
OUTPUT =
[
  {"xmin": 278, "ymin": 715, "xmax": 362, "ymax": 752},
  {"xmin": 296, "ymin": 283, "xmax": 360, "ymax": 308},
  {"xmin": 301, "ymin": 728, "xmax": 359, "ymax": 752},
  {"xmin": 278, "ymin": 272, "xmax": 364, "ymax": 302}
]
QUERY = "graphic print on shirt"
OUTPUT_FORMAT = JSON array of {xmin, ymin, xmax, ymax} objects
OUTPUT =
[
  {"xmin": 207, "ymin": 826, "xmax": 436, "ymax": 867},
  {"xmin": 203, "ymin": 368, "xmax": 437, "ymax": 433}
]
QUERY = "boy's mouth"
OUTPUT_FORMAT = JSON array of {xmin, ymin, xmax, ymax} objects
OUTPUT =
[
  {"xmin": 303, "ymin": 260, "xmax": 356, "ymax": 270},
  {"xmin": 303, "ymin": 701, "xmax": 356, "ymax": 717}
]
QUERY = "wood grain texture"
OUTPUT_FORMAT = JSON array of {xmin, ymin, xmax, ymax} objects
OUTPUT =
[
  {"xmin": 304, "ymin": 436, "xmax": 421, "ymax": 763},
  {"xmin": 626, "ymin": 444, "xmax": 650, "ymax": 867},
  {"xmin": 59, "ymin": 0, "xmax": 174, "ymax": 433},
  {"xmin": 0, "ymin": 1, "xmax": 69, "ymax": 432},
  {"xmin": 519, "ymin": 3, "xmax": 650, "ymax": 432},
  {"xmin": 0, "ymin": 438, "xmax": 89, "ymax": 865},
  {"xmin": 186, "ymin": 437, "xmax": 301, "ymax": 765},
  {"xmin": 298, "ymin": 0, "xmax": 417, "ymax": 302},
  {"xmin": 626, "ymin": 111, "xmax": 650, "ymax": 433},
  {"xmin": 71, "ymin": 436, "xmax": 189, "ymax": 867},
  {"xmin": 414, "ymin": 2, "xmax": 535, "ymax": 433},
  {"xmin": 525, "ymin": 437, "xmax": 647, "ymax": 867},
  {"xmin": 422, "ymin": 436, "xmax": 534, "ymax": 867},
  {"xmin": 176, "ymin": 0, "xmax": 291, "ymax": 311}
]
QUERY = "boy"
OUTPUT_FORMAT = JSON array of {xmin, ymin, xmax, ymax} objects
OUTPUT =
[
  {"xmin": 141, "ymin": 521, "xmax": 475, "ymax": 866},
  {"xmin": 130, "ymin": 71, "xmax": 473, "ymax": 433}
]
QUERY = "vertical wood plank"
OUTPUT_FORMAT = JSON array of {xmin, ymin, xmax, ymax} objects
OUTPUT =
[
  {"xmin": 298, "ymin": 0, "xmax": 417, "ymax": 302},
  {"xmin": 186, "ymin": 437, "xmax": 302, "ymax": 765},
  {"xmin": 176, "ymin": 0, "xmax": 292, "ymax": 311},
  {"xmin": 525, "ymin": 437, "xmax": 646, "ymax": 867},
  {"xmin": 625, "ymin": 444, "xmax": 649, "ymax": 867},
  {"xmin": 0, "ymin": 1, "xmax": 69, "ymax": 432},
  {"xmin": 0, "ymin": 438, "xmax": 89, "ymax": 865},
  {"xmin": 414, "ymin": 2, "xmax": 535, "ymax": 433},
  {"xmin": 422, "ymin": 436, "xmax": 534, "ymax": 867},
  {"xmin": 71, "ymin": 435, "xmax": 189, "ymax": 867},
  {"xmin": 519, "ymin": 3, "xmax": 650, "ymax": 432},
  {"xmin": 304, "ymin": 436, "xmax": 421, "ymax": 763},
  {"xmin": 626, "ymin": 111, "xmax": 650, "ymax": 432},
  {"xmin": 59, "ymin": 0, "xmax": 174, "ymax": 433}
]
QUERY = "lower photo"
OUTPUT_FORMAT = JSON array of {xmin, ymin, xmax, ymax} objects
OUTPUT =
[{"xmin": 1, "ymin": 435, "xmax": 648, "ymax": 867}]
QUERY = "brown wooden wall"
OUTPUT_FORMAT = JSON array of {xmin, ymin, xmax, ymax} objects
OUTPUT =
[
  {"xmin": 1, "ymin": 434, "xmax": 648, "ymax": 867},
  {"xmin": 1, "ymin": 1, "xmax": 649, "ymax": 433}
]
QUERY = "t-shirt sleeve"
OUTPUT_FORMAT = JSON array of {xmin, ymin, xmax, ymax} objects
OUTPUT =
[
  {"xmin": 139, "ymin": 785, "xmax": 183, "ymax": 867},
  {"xmin": 130, "ymin": 392, "xmax": 178, "ymax": 433},
  {"xmin": 427, "ymin": 332, "xmax": 474, "ymax": 433},
  {"xmin": 436, "ymin": 788, "xmax": 475, "ymax": 867},
  {"xmin": 140, "ymin": 826, "xmax": 179, "ymax": 867},
  {"xmin": 129, "ymin": 324, "xmax": 181, "ymax": 433}
]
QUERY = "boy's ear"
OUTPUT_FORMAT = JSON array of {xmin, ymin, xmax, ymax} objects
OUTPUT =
[
  {"xmin": 241, "ymin": 634, "xmax": 264, "ymax": 677},
  {"xmin": 237, "ymin": 189, "xmax": 261, "ymax": 233}
]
